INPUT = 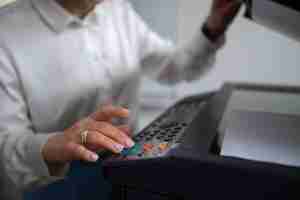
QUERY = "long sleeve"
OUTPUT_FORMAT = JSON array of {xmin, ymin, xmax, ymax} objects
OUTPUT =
[
  {"xmin": 126, "ymin": 1, "xmax": 225, "ymax": 84},
  {"xmin": 0, "ymin": 45, "xmax": 53, "ymax": 191}
]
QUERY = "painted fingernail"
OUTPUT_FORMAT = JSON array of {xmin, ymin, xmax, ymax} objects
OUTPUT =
[
  {"xmin": 125, "ymin": 138, "xmax": 135, "ymax": 148},
  {"xmin": 89, "ymin": 153, "xmax": 99, "ymax": 162},
  {"xmin": 114, "ymin": 143, "xmax": 124, "ymax": 152}
]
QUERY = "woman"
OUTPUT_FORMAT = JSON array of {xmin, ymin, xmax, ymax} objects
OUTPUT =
[{"xmin": 0, "ymin": 0, "xmax": 241, "ymax": 199}]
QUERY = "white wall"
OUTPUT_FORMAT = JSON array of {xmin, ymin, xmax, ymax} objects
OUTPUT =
[
  {"xmin": 177, "ymin": 0, "xmax": 300, "ymax": 96},
  {"xmin": 129, "ymin": 0, "xmax": 179, "ymax": 108}
]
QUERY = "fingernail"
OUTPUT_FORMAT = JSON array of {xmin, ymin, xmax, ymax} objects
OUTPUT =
[
  {"xmin": 89, "ymin": 153, "xmax": 99, "ymax": 162},
  {"xmin": 125, "ymin": 138, "xmax": 135, "ymax": 148},
  {"xmin": 114, "ymin": 143, "xmax": 124, "ymax": 152}
]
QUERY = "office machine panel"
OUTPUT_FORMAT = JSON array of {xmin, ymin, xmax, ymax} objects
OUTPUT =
[
  {"xmin": 244, "ymin": 0, "xmax": 300, "ymax": 41},
  {"xmin": 101, "ymin": 83, "xmax": 300, "ymax": 200}
]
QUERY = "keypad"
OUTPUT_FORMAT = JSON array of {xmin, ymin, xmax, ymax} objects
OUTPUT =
[{"xmin": 118, "ymin": 101, "xmax": 206, "ymax": 159}]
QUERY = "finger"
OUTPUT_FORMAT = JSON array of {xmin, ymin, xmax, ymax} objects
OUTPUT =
[
  {"xmin": 117, "ymin": 125, "xmax": 132, "ymax": 137},
  {"xmin": 87, "ymin": 130, "xmax": 125, "ymax": 154},
  {"xmin": 66, "ymin": 142, "xmax": 99, "ymax": 162},
  {"xmin": 90, "ymin": 105, "xmax": 130, "ymax": 121},
  {"xmin": 89, "ymin": 121, "xmax": 135, "ymax": 148}
]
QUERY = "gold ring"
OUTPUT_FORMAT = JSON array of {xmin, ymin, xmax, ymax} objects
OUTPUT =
[{"xmin": 80, "ymin": 130, "xmax": 89, "ymax": 145}]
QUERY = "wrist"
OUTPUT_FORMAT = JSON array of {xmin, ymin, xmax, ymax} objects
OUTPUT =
[
  {"xmin": 203, "ymin": 15, "xmax": 226, "ymax": 42},
  {"xmin": 202, "ymin": 23, "xmax": 222, "ymax": 43},
  {"xmin": 42, "ymin": 133, "xmax": 70, "ymax": 176},
  {"xmin": 42, "ymin": 133, "xmax": 65, "ymax": 164}
]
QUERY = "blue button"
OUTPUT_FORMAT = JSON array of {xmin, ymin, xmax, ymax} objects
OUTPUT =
[{"xmin": 121, "ymin": 144, "xmax": 141, "ymax": 156}]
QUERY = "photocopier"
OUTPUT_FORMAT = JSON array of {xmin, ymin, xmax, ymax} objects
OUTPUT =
[
  {"xmin": 25, "ymin": 1, "xmax": 300, "ymax": 200},
  {"xmin": 100, "ymin": 1, "xmax": 300, "ymax": 199}
]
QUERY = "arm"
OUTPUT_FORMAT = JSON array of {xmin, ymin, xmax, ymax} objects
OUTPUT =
[
  {"xmin": 139, "ymin": 26, "xmax": 223, "ymax": 84},
  {"xmin": 0, "ymin": 44, "xmax": 134, "ymax": 191},
  {"xmin": 0, "ymin": 44, "xmax": 135, "ymax": 190},
  {"xmin": 0, "ymin": 46, "xmax": 54, "ymax": 190},
  {"xmin": 126, "ymin": 0, "xmax": 241, "ymax": 84}
]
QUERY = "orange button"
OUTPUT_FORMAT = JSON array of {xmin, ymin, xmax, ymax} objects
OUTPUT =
[
  {"xmin": 158, "ymin": 143, "xmax": 168, "ymax": 152},
  {"xmin": 143, "ymin": 143, "xmax": 154, "ymax": 152}
]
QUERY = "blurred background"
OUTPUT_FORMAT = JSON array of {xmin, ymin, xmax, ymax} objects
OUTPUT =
[
  {"xmin": 1, "ymin": 0, "xmax": 300, "ymax": 129},
  {"xmin": 130, "ymin": 0, "xmax": 300, "ymax": 130},
  {"xmin": 0, "ymin": 0, "xmax": 12, "ymax": 7}
]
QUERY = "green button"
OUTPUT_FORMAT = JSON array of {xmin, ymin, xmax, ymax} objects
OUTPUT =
[{"xmin": 126, "ymin": 144, "xmax": 141, "ymax": 156}]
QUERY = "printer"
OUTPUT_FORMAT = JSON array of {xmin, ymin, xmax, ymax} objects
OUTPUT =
[
  {"xmin": 100, "ymin": 2, "xmax": 300, "ymax": 200},
  {"xmin": 25, "ymin": 1, "xmax": 300, "ymax": 200}
]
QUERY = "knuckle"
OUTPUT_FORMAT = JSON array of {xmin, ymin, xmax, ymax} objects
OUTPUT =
[
  {"xmin": 65, "ymin": 142, "xmax": 76, "ymax": 153},
  {"xmin": 87, "ymin": 132, "xmax": 97, "ymax": 143},
  {"xmin": 98, "ymin": 121, "xmax": 109, "ymax": 130},
  {"xmin": 87, "ymin": 122, "xmax": 96, "ymax": 130},
  {"xmin": 64, "ymin": 130, "xmax": 77, "ymax": 142}
]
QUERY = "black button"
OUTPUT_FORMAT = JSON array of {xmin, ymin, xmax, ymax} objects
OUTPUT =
[
  {"xmin": 146, "ymin": 131, "xmax": 153, "ymax": 135},
  {"xmin": 160, "ymin": 123, "xmax": 174, "ymax": 129},
  {"xmin": 156, "ymin": 134, "xmax": 162, "ymax": 138}
]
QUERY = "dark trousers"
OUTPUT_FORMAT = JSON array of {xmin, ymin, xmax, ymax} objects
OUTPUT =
[{"xmin": 24, "ymin": 161, "xmax": 112, "ymax": 200}]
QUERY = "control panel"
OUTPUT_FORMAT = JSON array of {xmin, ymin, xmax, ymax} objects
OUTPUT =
[
  {"xmin": 104, "ymin": 101, "xmax": 207, "ymax": 161},
  {"xmin": 103, "ymin": 87, "xmax": 300, "ymax": 200}
]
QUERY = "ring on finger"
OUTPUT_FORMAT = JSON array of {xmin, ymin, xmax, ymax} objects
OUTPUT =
[{"xmin": 80, "ymin": 130, "xmax": 89, "ymax": 145}]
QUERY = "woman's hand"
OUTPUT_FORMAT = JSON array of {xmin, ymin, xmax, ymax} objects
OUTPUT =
[
  {"xmin": 205, "ymin": 0, "xmax": 242, "ymax": 39},
  {"xmin": 42, "ymin": 105, "xmax": 135, "ymax": 167}
]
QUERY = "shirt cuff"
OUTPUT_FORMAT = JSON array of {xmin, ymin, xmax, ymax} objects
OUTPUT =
[
  {"xmin": 25, "ymin": 134, "xmax": 52, "ymax": 178},
  {"xmin": 185, "ymin": 26, "xmax": 226, "ymax": 58}
]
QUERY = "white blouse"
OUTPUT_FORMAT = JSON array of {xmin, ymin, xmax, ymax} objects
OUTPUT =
[{"xmin": 0, "ymin": 0, "xmax": 223, "ymax": 198}]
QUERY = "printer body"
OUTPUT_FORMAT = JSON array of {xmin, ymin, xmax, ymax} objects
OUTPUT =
[
  {"xmin": 102, "ymin": 83, "xmax": 300, "ymax": 200},
  {"xmin": 245, "ymin": 0, "xmax": 300, "ymax": 42},
  {"xmin": 101, "ymin": 2, "xmax": 300, "ymax": 199}
]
